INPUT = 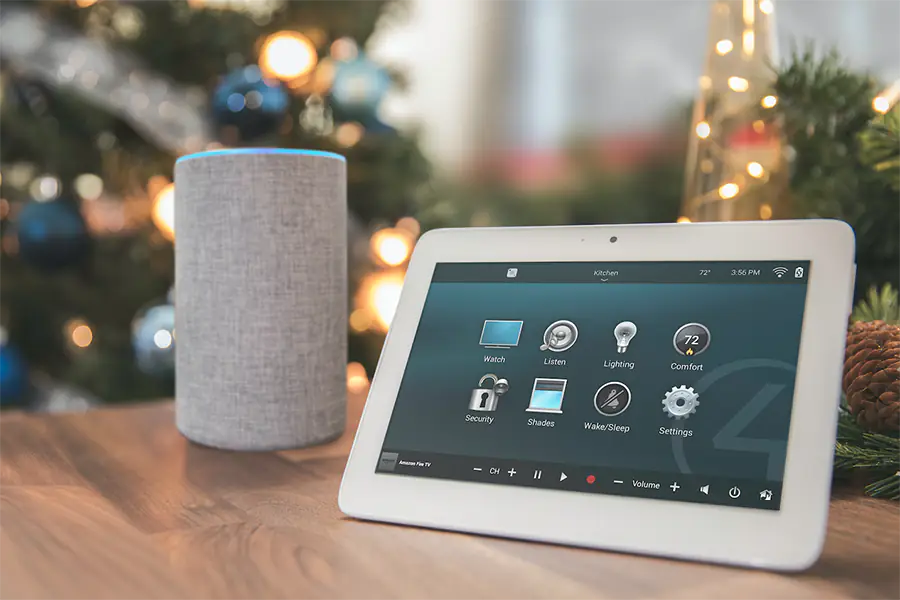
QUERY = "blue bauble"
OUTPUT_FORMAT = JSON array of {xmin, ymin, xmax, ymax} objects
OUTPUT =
[
  {"xmin": 331, "ymin": 55, "xmax": 390, "ymax": 123},
  {"xmin": 15, "ymin": 199, "xmax": 89, "ymax": 271},
  {"xmin": 0, "ymin": 342, "xmax": 28, "ymax": 406},
  {"xmin": 132, "ymin": 303, "xmax": 175, "ymax": 376},
  {"xmin": 212, "ymin": 66, "xmax": 289, "ymax": 140}
]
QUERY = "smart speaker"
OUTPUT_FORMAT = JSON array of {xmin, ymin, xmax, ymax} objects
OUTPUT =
[{"xmin": 174, "ymin": 148, "xmax": 347, "ymax": 450}]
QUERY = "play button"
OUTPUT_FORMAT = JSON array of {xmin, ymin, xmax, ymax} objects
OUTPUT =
[{"xmin": 559, "ymin": 472, "xmax": 567, "ymax": 482}]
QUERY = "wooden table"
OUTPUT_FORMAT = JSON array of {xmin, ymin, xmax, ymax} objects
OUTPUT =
[{"xmin": 1, "ymin": 393, "xmax": 898, "ymax": 599}]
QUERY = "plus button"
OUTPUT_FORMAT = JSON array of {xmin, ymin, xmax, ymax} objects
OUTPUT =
[
  {"xmin": 670, "ymin": 482, "xmax": 680, "ymax": 492},
  {"xmin": 507, "ymin": 468, "xmax": 517, "ymax": 477}
]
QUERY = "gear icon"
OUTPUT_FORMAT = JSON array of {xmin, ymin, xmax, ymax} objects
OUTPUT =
[{"xmin": 662, "ymin": 385, "xmax": 699, "ymax": 419}]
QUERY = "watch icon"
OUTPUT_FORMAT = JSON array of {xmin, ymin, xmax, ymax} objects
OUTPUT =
[{"xmin": 673, "ymin": 323, "xmax": 711, "ymax": 357}]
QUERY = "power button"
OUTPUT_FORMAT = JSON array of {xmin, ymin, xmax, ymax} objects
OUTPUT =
[{"xmin": 729, "ymin": 486, "xmax": 741, "ymax": 499}]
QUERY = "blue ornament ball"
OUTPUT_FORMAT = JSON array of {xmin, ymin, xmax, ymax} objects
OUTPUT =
[
  {"xmin": 0, "ymin": 341, "xmax": 28, "ymax": 406},
  {"xmin": 132, "ymin": 303, "xmax": 175, "ymax": 376},
  {"xmin": 331, "ymin": 55, "xmax": 390, "ymax": 123},
  {"xmin": 212, "ymin": 65, "xmax": 289, "ymax": 140},
  {"xmin": 15, "ymin": 198, "xmax": 89, "ymax": 271}
]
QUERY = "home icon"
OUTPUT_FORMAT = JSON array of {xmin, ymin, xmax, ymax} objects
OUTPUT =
[{"xmin": 759, "ymin": 489, "xmax": 773, "ymax": 501}]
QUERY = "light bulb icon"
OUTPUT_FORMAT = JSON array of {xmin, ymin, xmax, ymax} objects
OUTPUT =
[{"xmin": 614, "ymin": 321, "xmax": 637, "ymax": 353}]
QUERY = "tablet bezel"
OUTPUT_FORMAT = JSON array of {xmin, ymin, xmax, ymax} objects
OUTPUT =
[{"xmin": 339, "ymin": 220, "xmax": 855, "ymax": 570}]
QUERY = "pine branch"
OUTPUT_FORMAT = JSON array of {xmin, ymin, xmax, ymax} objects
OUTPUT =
[
  {"xmin": 865, "ymin": 472, "xmax": 900, "ymax": 500},
  {"xmin": 851, "ymin": 284, "xmax": 900, "ymax": 324},
  {"xmin": 834, "ymin": 441, "xmax": 899, "ymax": 470}
]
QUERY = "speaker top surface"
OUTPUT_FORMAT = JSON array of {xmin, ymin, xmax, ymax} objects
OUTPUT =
[{"xmin": 176, "ymin": 147, "xmax": 346, "ymax": 165}]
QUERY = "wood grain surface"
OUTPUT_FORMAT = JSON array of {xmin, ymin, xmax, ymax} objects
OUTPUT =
[{"xmin": 1, "ymin": 393, "xmax": 898, "ymax": 599}]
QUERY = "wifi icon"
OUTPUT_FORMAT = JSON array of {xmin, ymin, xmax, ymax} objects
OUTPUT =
[{"xmin": 773, "ymin": 266, "xmax": 789, "ymax": 278}]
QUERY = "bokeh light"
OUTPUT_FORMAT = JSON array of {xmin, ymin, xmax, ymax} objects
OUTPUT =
[
  {"xmin": 746, "ymin": 162, "xmax": 764, "ymax": 178},
  {"xmin": 396, "ymin": 216, "xmax": 421, "ymax": 238},
  {"xmin": 335, "ymin": 122, "xmax": 364, "ymax": 147},
  {"xmin": 676, "ymin": 216, "xmax": 692, "ymax": 223},
  {"xmin": 349, "ymin": 308, "xmax": 373, "ymax": 332},
  {"xmin": 759, "ymin": 203, "xmax": 773, "ymax": 220},
  {"xmin": 761, "ymin": 95, "xmax": 778, "ymax": 108},
  {"xmin": 74, "ymin": 174, "xmax": 104, "ymax": 201},
  {"xmin": 718, "ymin": 183, "xmax": 739, "ymax": 199},
  {"xmin": 152, "ymin": 182, "xmax": 175, "ymax": 241},
  {"xmin": 363, "ymin": 271, "xmax": 405, "ymax": 331},
  {"xmin": 873, "ymin": 96, "xmax": 890, "ymax": 114},
  {"xmin": 371, "ymin": 228, "xmax": 413, "ymax": 266},
  {"xmin": 715, "ymin": 39, "xmax": 733, "ymax": 55},
  {"xmin": 727, "ymin": 76, "xmax": 749, "ymax": 92},
  {"xmin": 260, "ymin": 31, "xmax": 317, "ymax": 81},
  {"xmin": 695, "ymin": 121, "xmax": 711, "ymax": 139},
  {"xmin": 153, "ymin": 329, "xmax": 173, "ymax": 349},
  {"xmin": 347, "ymin": 361, "xmax": 370, "ymax": 394},
  {"xmin": 66, "ymin": 319, "xmax": 94, "ymax": 349}
]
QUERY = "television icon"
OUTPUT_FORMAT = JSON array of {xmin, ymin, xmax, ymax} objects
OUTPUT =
[
  {"xmin": 527, "ymin": 378, "xmax": 567, "ymax": 414},
  {"xmin": 480, "ymin": 320, "xmax": 523, "ymax": 349}
]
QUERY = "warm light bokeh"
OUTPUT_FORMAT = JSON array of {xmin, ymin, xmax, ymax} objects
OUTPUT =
[
  {"xmin": 260, "ymin": 31, "xmax": 318, "ymax": 81},
  {"xmin": 873, "ymin": 96, "xmax": 890, "ymax": 114},
  {"xmin": 360, "ymin": 271, "xmax": 405, "ymax": 331},
  {"xmin": 695, "ymin": 121, "xmax": 711, "ymax": 139},
  {"xmin": 761, "ymin": 95, "xmax": 778, "ymax": 108},
  {"xmin": 371, "ymin": 228, "xmax": 413, "ymax": 267},
  {"xmin": 727, "ymin": 76, "xmax": 749, "ymax": 92},
  {"xmin": 746, "ymin": 162, "xmax": 764, "ymax": 178},
  {"xmin": 152, "ymin": 183, "xmax": 175, "ymax": 241},
  {"xmin": 335, "ymin": 122, "xmax": 364, "ymax": 147},
  {"xmin": 718, "ymin": 183, "xmax": 740, "ymax": 199},
  {"xmin": 347, "ymin": 361, "xmax": 370, "ymax": 394},
  {"xmin": 67, "ymin": 320, "xmax": 94, "ymax": 349}
]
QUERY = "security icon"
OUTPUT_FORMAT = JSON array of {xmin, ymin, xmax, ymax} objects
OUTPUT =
[{"xmin": 469, "ymin": 373, "xmax": 509, "ymax": 412}]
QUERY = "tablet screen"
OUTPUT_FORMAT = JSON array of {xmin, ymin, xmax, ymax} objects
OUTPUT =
[{"xmin": 377, "ymin": 261, "xmax": 810, "ymax": 511}]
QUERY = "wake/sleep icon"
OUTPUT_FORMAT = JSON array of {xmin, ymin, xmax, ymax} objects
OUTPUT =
[{"xmin": 594, "ymin": 381, "xmax": 631, "ymax": 417}]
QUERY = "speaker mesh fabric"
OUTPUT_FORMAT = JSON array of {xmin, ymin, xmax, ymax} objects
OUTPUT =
[{"xmin": 174, "ymin": 152, "xmax": 347, "ymax": 450}]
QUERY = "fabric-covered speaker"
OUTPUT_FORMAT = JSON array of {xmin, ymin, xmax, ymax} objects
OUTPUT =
[{"xmin": 174, "ymin": 148, "xmax": 347, "ymax": 450}]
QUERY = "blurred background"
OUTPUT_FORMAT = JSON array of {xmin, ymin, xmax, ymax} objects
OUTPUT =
[{"xmin": 0, "ymin": 0, "xmax": 897, "ymax": 412}]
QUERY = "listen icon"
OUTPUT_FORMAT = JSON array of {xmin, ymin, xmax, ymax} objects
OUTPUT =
[
  {"xmin": 540, "ymin": 320, "xmax": 578, "ymax": 352},
  {"xmin": 614, "ymin": 321, "xmax": 637, "ymax": 353}
]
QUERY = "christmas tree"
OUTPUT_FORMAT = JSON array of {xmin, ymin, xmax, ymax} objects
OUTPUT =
[{"xmin": 0, "ymin": 0, "xmax": 430, "ymax": 408}]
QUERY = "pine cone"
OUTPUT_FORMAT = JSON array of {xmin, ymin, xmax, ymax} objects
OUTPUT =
[{"xmin": 843, "ymin": 320, "xmax": 900, "ymax": 432}]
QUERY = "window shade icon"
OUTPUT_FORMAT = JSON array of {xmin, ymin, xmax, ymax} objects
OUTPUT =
[{"xmin": 527, "ymin": 378, "xmax": 567, "ymax": 414}]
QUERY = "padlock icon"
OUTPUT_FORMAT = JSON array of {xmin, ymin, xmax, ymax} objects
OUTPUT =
[{"xmin": 469, "ymin": 373, "xmax": 509, "ymax": 412}]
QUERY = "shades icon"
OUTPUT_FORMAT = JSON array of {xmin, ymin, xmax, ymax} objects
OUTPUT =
[{"xmin": 527, "ymin": 378, "xmax": 567, "ymax": 414}]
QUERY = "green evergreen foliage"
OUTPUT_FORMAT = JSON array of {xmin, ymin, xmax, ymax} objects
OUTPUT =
[
  {"xmin": 0, "ymin": 0, "xmax": 430, "ymax": 402},
  {"xmin": 835, "ymin": 403, "xmax": 900, "ymax": 499},
  {"xmin": 851, "ymin": 284, "xmax": 900, "ymax": 325},
  {"xmin": 769, "ymin": 45, "xmax": 900, "ymax": 293}
]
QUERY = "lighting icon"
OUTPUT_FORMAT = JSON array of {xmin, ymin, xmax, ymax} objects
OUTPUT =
[{"xmin": 613, "ymin": 321, "xmax": 637, "ymax": 353}]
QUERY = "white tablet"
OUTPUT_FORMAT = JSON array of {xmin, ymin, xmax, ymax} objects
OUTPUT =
[{"xmin": 339, "ymin": 220, "xmax": 856, "ymax": 570}]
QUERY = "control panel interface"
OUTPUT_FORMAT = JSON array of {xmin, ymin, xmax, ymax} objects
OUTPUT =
[{"xmin": 377, "ymin": 261, "xmax": 811, "ymax": 511}]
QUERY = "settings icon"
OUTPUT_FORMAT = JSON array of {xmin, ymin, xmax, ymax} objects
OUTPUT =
[{"xmin": 662, "ymin": 385, "xmax": 700, "ymax": 419}]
